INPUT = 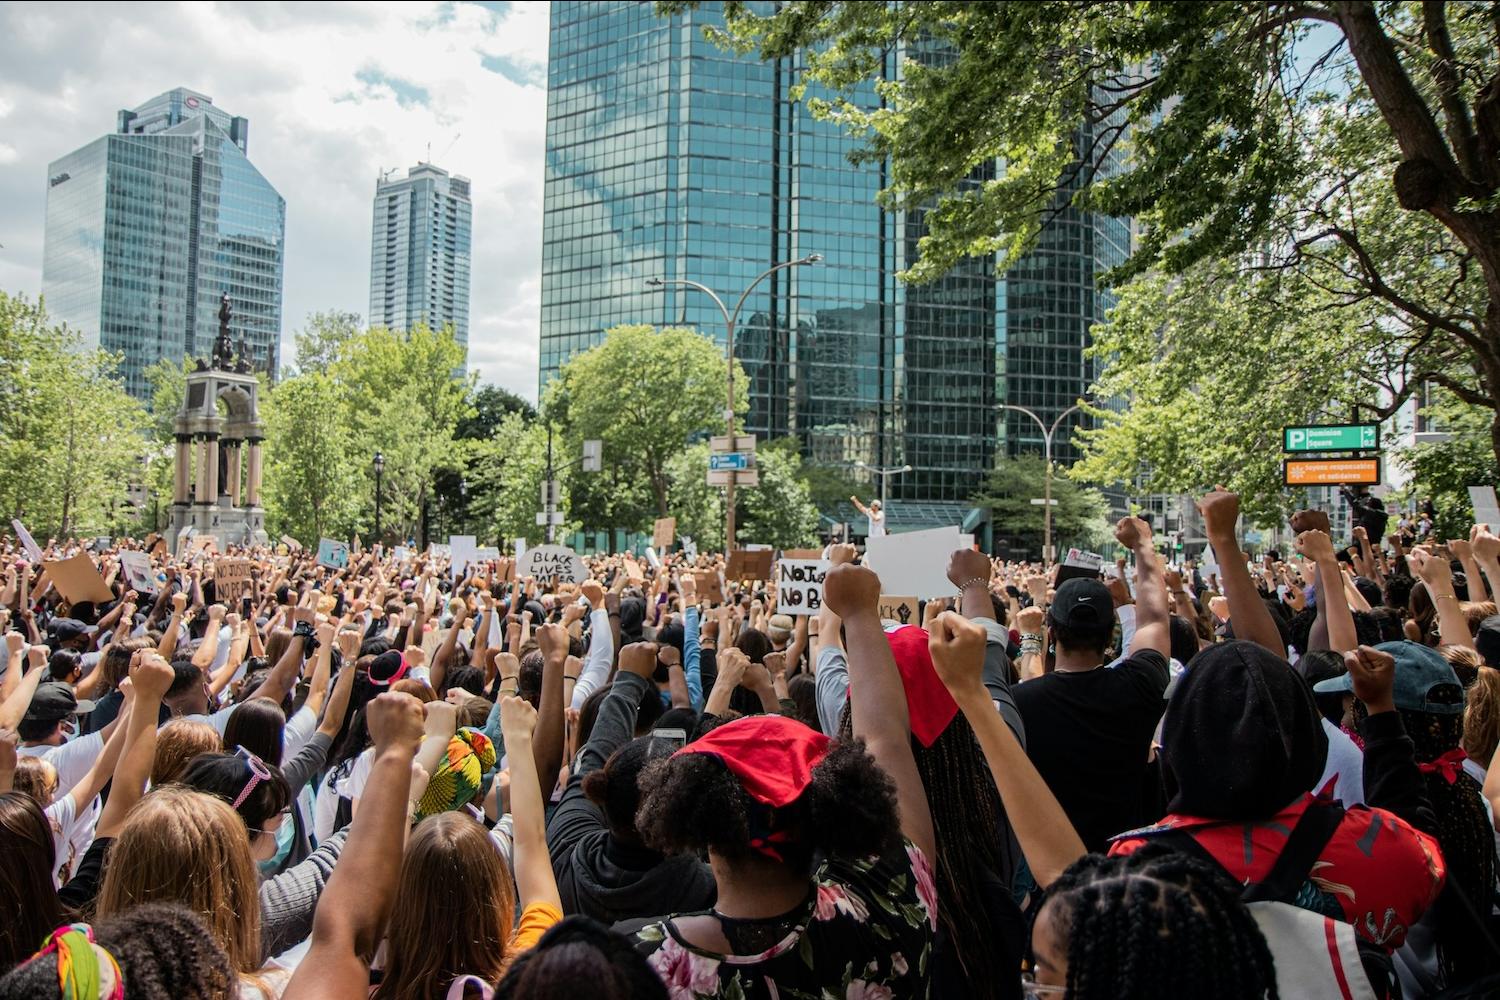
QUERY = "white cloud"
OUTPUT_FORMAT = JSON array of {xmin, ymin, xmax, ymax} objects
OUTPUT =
[{"xmin": 0, "ymin": 0, "xmax": 548, "ymax": 400}]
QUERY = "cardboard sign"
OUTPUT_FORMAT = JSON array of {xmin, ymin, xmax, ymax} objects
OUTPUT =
[
  {"xmin": 623, "ymin": 554, "xmax": 645, "ymax": 583},
  {"xmin": 777, "ymin": 558, "xmax": 829, "ymax": 614},
  {"xmin": 119, "ymin": 551, "xmax": 155, "ymax": 593},
  {"xmin": 11, "ymin": 519, "xmax": 43, "ymax": 563},
  {"xmin": 864, "ymin": 526, "xmax": 963, "ymax": 600},
  {"xmin": 653, "ymin": 517, "xmax": 677, "ymax": 550},
  {"xmin": 783, "ymin": 548, "xmax": 824, "ymax": 560},
  {"xmin": 522, "ymin": 545, "xmax": 587, "ymax": 584},
  {"xmin": 214, "ymin": 557, "xmax": 252, "ymax": 603},
  {"xmin": 187, "ymin": 535, "xmax": 218, "ymax": 556},
  {"xmin": 144, "ymin": 532, "xmax": 166, "ymax": 556},
  {"xmin": 280, "ymin": 535, "xmax": 302, "ymax": 552},
  {"xmin": 693, "ymin": 569, "xmax": 725, "ymax": 604},
  {"xmin": 316, "ymin": 538, "xmax": 350, "ymax": 569},
  {"xmin": 449, "ymin": 535, "xmax": 479, "ymax": 580},
  {"xmin": 726, "ymin": 549, "xmax": 774, "ymax": 582},
  {"xmin": 879, "ymin": 595, "xmax": 920, "ymax": 626},
  {"xmin": 44, "ymin": 553, "xmax": 114, "ymax": 604}
]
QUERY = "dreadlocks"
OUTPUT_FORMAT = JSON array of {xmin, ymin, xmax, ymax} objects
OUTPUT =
[
  {"xmin": 839, "ymin": 703, "xmax": 1024, "ymax": 999},
  {"xmin": 1036, "ymin": 845, "xmax": 1279, "ymax": 1000}
]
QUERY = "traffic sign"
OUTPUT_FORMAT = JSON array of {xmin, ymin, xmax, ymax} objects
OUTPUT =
[
  {"xmin": 710, "ymin": 434, "xmax": 757, "ymax": 454},
  {"xmin": 1283, "ymin": 458, "xmax": 1381, "ymax": 486},
  {"xmin": 709, "ymin": 453, "xmax": 751, "ymax": 471},
  {"xmin": 1283, "ymin": 423, "xmax": 1379, "ymax": 453}
]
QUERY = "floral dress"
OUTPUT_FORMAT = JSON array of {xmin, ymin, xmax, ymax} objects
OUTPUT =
[{"xmin": 633, "ymin": 842, "xmax": 937, "ymax": 999}]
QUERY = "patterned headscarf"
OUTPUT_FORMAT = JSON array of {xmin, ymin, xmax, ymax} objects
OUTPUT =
[
  {"xmin": 415, "ymin": 728, "xmax": 497, "ymax": 820},
  {"xmin": 30, "ymin": 923, "xmax": 123, "ymax": 1000}
]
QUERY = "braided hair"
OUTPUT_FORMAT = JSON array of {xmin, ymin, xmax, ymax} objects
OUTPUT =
[
  {"xmin": 838, "ymin": 703, "xmax": 1022, "ymax": 999},
  {"xmin": 1034, "ymin": 845, "xmax": 1278, "ymax": 1000}
]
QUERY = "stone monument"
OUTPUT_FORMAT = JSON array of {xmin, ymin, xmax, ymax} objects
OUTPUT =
[{"xmin": 167, "ymin": 293, "xmax": 270, "ymax": 551}]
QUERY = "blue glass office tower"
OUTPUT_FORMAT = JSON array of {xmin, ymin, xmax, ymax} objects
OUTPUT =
[
  {"xmin": 542, "ymin": 2, "xmax": 1118, "ymax": 511},
  {"xmin": 43, "ymin": 88, "xmax": 285, "ymax": 400},
  {"xmin": 369, "ymin": 163, "xmax": 473, "ymax": 362}
]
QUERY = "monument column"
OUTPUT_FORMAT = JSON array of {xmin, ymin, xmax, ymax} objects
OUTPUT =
[
  {"xmin": 173, "ymin": 435, "xmax": 192, "ymax": 503},
  {"xmin": 195, "ymin": 435, "xmax": 211, "ymax": 504},
  {"xmin": 227, "ymin": 441, "xmax": 243, "ymax": 506},
  {"xmin": 246, "ymin": 438, "xmax": 264, "ymax": 507},
  {"xmin": 204, "ymin": 433, "xmax": 221, "ymax": 504}
]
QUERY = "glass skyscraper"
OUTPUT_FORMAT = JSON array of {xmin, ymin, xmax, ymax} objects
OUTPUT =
[
  {"xmin": 369, "ymin": 163, "xmax": 473, "ymax": 361},
  {"xmin": 542, "ymin": 2, "xmax": 1120, "ymax": 514},
  {"xmin": 42, "ymin": 88, "xmax": 286, "ymax": 400}
]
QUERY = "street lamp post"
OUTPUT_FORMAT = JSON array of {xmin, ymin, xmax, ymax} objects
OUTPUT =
[
  {"xmin": 855, "ymin": 461, "xmax": 913, "ymax": 511},
  {"xmin": 996, "ymin": 403, "xmax": 1082, "ymax": 563},
  {"xmin": 648, "ymin": 253, "xmax": 822, "ymax": 549},
  {"xmin": 373, "ymin": 451, "xmax": 384, "ymax": 543}
]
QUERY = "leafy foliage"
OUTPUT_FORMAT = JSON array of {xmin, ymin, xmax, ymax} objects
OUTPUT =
[
  {"xmin": 665, "ymin": 442, "xmax": 820, "ymax": 550},
  {"xmin": 262, "ymin": 372, "xmax": 364, "ymax": 544},
  {"xmin": 0, "ymin": 292, "xmax": 147, "ymax": 536},
  {"xmin": 974, "ymin": 454, "xmax": 1111, "ymax": 555},
  {"xmin": 1397, "ymin": 394, "xmax": 1499, "ymax": 543}
]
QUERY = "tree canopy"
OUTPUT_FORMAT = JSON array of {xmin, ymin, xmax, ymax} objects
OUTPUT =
[
  {"xmin": 973, "ymin": 454, "xmax": 1111, "ymax": 557},
  {"xmin": 685, "ymin": 1, "xmax": 1500, "ymax": 477}
]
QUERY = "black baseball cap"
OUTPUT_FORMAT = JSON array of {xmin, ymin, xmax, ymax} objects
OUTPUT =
[
  {"xmin": 48, "ymin": 618, "xmax": 96, "ymax": 643},
  {"xmin": 1476, "ymin": 614, "xmax": 1500, "ymax": 669},
  {"xmin": 1048, "ymin": 578, "xmax": 1115, "ymax": 630},
  {"xmin": 24, "ymin": 681, "xmax": 96, "ymax": 723}
]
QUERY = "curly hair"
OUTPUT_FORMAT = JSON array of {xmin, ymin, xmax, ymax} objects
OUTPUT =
[
  {"xmin": 635, "ymin": 738, "xmax": 898, "ymax": 872},
  {"xmin": 1035, "ymin": 845, "xmax": 1278, "ymax": 1000}
]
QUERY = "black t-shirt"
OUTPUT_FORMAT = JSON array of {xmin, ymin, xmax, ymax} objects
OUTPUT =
[{"xmin": 1013, "ymin": 650, "xmax": 1170, "ymax": 853}]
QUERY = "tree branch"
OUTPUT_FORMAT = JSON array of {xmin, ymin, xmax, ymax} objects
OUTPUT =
[{"xmin": 1421, "ymin": 0, "xmax": 1487, "ymax": 184}]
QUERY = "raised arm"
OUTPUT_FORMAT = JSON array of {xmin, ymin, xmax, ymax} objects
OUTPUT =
[
  {"xmin": 1198, "ymin": 489, "xmax": 1284, "ymax": 656},
  {"xmin": 1116, "ymin": 516, "xmax": 1170, "ymax": 660},
  {"xmin": 821, "ymin": 563, "xmax": 936, "ymax": 861},
  {"xmin": 1408, "ymin": 547, "xmax": 1473, "ymax": 650},
  {"xmin": 929, "ymin": 611, "xmax": 1084, "ymax": 886},
  {"xmin": 0, "ymin": 645, "xmax": 48, "ymax": 730},
  {"xmin": 1452, "ymin": 537, "xmax": 1488, "ymax": 605},
  {"xmin": 157, "ymin": 590, "xmax": 187, "ymax": 658},
  {"xmin": 282, "ymin": 693, "xmax": 423, "ymax": 1000},
  {"xmin": 94, "ymin": 650, "xmax": 173, "ymax": 839},
  {"xmin": 532, "ymin": 622, "xmax": 569, "ymax": 799},
  {"xmin": 243, "ymin": 618, "xmax": 309, "ymax": 705},
  {"xmin": 1298, "ymin": 529, "xmax": 1358, "ymax": 654},
  {"xmin": 500, "ymin": 693, "xmax": 563, "ymax": 911}
]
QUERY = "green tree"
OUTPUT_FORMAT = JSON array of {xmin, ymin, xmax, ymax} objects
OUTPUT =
[
  {"xmin": 1398, "ymin": 394, "xmax": 1499, "ymax": 542},
  {"xmin": 0, "ymin": 292, "xmax": 147, "ymax": 537},
  {"xmin": 262, "ymin": 372, "xmax": 363, "ymax": 544},
  {"xmin": 331, "ymin": 324, "xmax": 474, "ymax": 542},
  {"xmin": 292, "ymin": 310, "xmax": 362, "ymax": 375},
  {"xmin": 457, "ymin": 384, "xmax": 537, "ymax": 438},
  {"xmin": 974, "ymin": 454, "xmax": 1111, "ymax": 556},
  {"xmin": 547, "ymin": 324, "xmax": 746, "ymax": 517},
  {"xmin": 689, "ymin": 1, "xmax": 1500, "ymax": 464},
  {"xmin": 467, "ymin": 412, "xmax": 575, "ymax": 545},
  {"xmin": 665, "ymin": 442, "xmax": 819, "ymax": 550}
]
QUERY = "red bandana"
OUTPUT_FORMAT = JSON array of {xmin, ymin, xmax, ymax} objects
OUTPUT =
[
  {"xmin": 674, "ymin": 714, "xmax": 831, "ymax": 807},
  {"xmin": 886, "ymin": 626, "xmax": 960, "ymax": 748},
  {"xmin": 1417, "ymin": 747, "xmax": 1468, "ymax": 785}
]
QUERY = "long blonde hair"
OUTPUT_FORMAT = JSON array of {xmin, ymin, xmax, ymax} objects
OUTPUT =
[
  {"xmin": 1463, "ymin": 665, "xmax": 1500, "ymax": 766},
  {"xmin": 371, "ymin": 812, "xmax": 518, "ymax": 1000},
  {"xmin": 150, "ymin": 718, "xmax": 223, "ymax": 786},
  {"xmin": 97, "ymin": 785, "xmax": 263, "ymax": 974}
]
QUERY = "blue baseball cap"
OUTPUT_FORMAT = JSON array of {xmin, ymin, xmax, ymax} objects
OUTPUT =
[{"xmin": 1312, "ymin": 640, "xmax": 1464, "ymax": 715}]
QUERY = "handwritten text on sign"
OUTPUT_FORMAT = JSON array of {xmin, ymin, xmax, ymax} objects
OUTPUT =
[
  {"xmin": 521, "ymin": 545, "xmax": 587, "ymax": 584},
  {"xmin": 777, "ymin": 559, "xmax": 829, "ymax": 614}
]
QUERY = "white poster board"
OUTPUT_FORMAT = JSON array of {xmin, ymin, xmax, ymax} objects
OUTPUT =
[
  {"xmin": 392, "ymin": 545, "xmax": 412, "ymax": 563},
  {"xmin": 776, "ymin": 558, "xmax": 830, "ymax": 614},
  {"xmin": 864, "ymin": 525, "xmax": 963, "ymax": 600},
  {"xmin": 449, "ymin": 535, "xmax": 479, "ymax": 579},
  {"xmin": 316, "ymin": 538, "xmax": 349, "ymax": 569},
  {"xmin": 11, "ymin": 519, "xmax": 42, "ymax": 563},
  {"xmin": 1063, "ymin": 548, "xmax": 1103, "ymax": 572},
  {"xmin": 119, "ymin": 551, "xmax": 155, "ymax": 593},
  {"xmin": 521, "ymin": 544, "xmax": 587, "ymax": 584},
  {"xmin": 475, "ymin": 546, "xmax": 499, "ymax": 562},
  {"xmin": 1470, "ymin": 485, "xmax": 1500, "ymax": 531}
]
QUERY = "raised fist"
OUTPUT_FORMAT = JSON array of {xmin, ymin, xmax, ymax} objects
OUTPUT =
[{"xmin": 821, "ymin": 564, "xmax": 880, "ymax": 619}]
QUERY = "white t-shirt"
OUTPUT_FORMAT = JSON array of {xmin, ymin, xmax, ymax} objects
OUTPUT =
[
  {"xmin": 21, "ymin": 731, "xmax": 104, "ymax": 798},
  {"xmin": 867, "ymin": 508, "xmax": 886, "ymax": 538}
]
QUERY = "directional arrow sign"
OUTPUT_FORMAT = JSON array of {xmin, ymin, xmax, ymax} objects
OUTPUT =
[
  {"xmin": 709, "ymin": 452, "xmax": 753, "ymax": 471},
  {"xmin": 1283, "ymin": 424, "xmax": 1379, "ymax": 453}
]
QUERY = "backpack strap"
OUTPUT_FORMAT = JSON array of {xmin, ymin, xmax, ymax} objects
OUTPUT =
[{"xmin": 1242, "ymin": 799, "xmax": 1345, "ymax": 904}]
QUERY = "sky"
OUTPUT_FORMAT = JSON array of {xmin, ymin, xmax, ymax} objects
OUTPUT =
[{"xmin": 0, "ymin": 0, "xmax": 550, "ymax": 400}]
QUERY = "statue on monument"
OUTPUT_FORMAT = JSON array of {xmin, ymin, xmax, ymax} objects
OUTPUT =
[
  {"xmin": 235, "ymin": 336, "xmax": 253, "ymax": 373},
  {"xmin": 212, "ymin": 293, "xmax": 235, "ymax": 370}
]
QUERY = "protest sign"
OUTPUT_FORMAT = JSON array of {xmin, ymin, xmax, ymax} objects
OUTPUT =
[
  {"xmin": 783, "ymin": 548, "xmax": 824, "ymax": 560},
  {"xmin": 653, "ymin": 517, "xmax": 677, "ymax": 550},
  {"xmin": 879, "ymin": 595, "xmax": 920, "ymax": 627},
  {"xmin": 119, "ymin": 551, "xmax": 155, "ymax": 593},
  {"xmin": 522, "ymin": 545, "xmax": 587, "ymax": 584},
  {"xmin": 144, "ymin": 533, "xmax": 166, "ymax": 556},
  {"xmin": 476, "ymin": 546, "xmax": 499, "ymax": 562},
  {"xmin": 1471, "ymin": 485, "xmax": 1500, "ymax": 531},
  {"xmin": 645, "ymin": 547, "xmax": 662, "ymax": 570},
  {"xmin": 726, "ymin": 549, "xmax": 774, "ymax": 582},
  {"xmin": 214, "ymin": 558, "xmax": 252, "ymax": 603},
  {"xmin": 11, "ymin": 519, "xmax": 43, "ymax": 563},
  {"xmin": 623, "ymin": 553, "xmax": 645, "ymax": 583},
  {"xmin": 777, "ymin": 558, "xmax": 829, "ymax": 614},
  {"xmin": 317, "ymin": 538, "xmax": 350, "ymax": 569},
  {"xmin": 864, "ymin": 526, "xmax": 963, "ymax": 600},
  {"xmin": 693, "ymin": 569, "xmax": 726, "ymax": 604},
  {"xmin": 392, "ymin": 545, "xmax": 411, "ymax": 563},
  {"xmin": 449, "ymin": 535, "xmax": 479, "ymax": 579},
  {"xmin": 681, "ymin": 536, "xmax": 698, "ymax": 560},
  {"xmin": 187, "ymin": 535, "xmax": 217, "ymax": 557},
  {"xmin": 44, "ymin": 554, "xmax": 113, "ymax": 604},
  {"xmin": 429, "ymin": 543, "xmax": 451, "ymax": 559},
  {"xmin": 280, "ymin": 535, "xmax": 302, "ymax": 551}
]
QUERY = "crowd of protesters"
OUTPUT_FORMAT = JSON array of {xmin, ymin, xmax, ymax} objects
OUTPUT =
[{"xmin": 2, "ymin": 488, "xmax": 1499, "ymax": 998}]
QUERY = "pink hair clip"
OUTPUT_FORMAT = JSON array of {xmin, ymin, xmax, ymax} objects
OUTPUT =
[{"xmin": 232, "ymin": 746, "xmax": 272, "ymax": 809}]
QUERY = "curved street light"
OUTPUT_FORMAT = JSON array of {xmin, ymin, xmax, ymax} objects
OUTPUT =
[
  {"xmin": 996, "ymin": 402, "xmax": 1083, "ymax": 562},
  {"xmin": 647, "ymin": 253, "xmax": 823, "ymax": 547}
]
